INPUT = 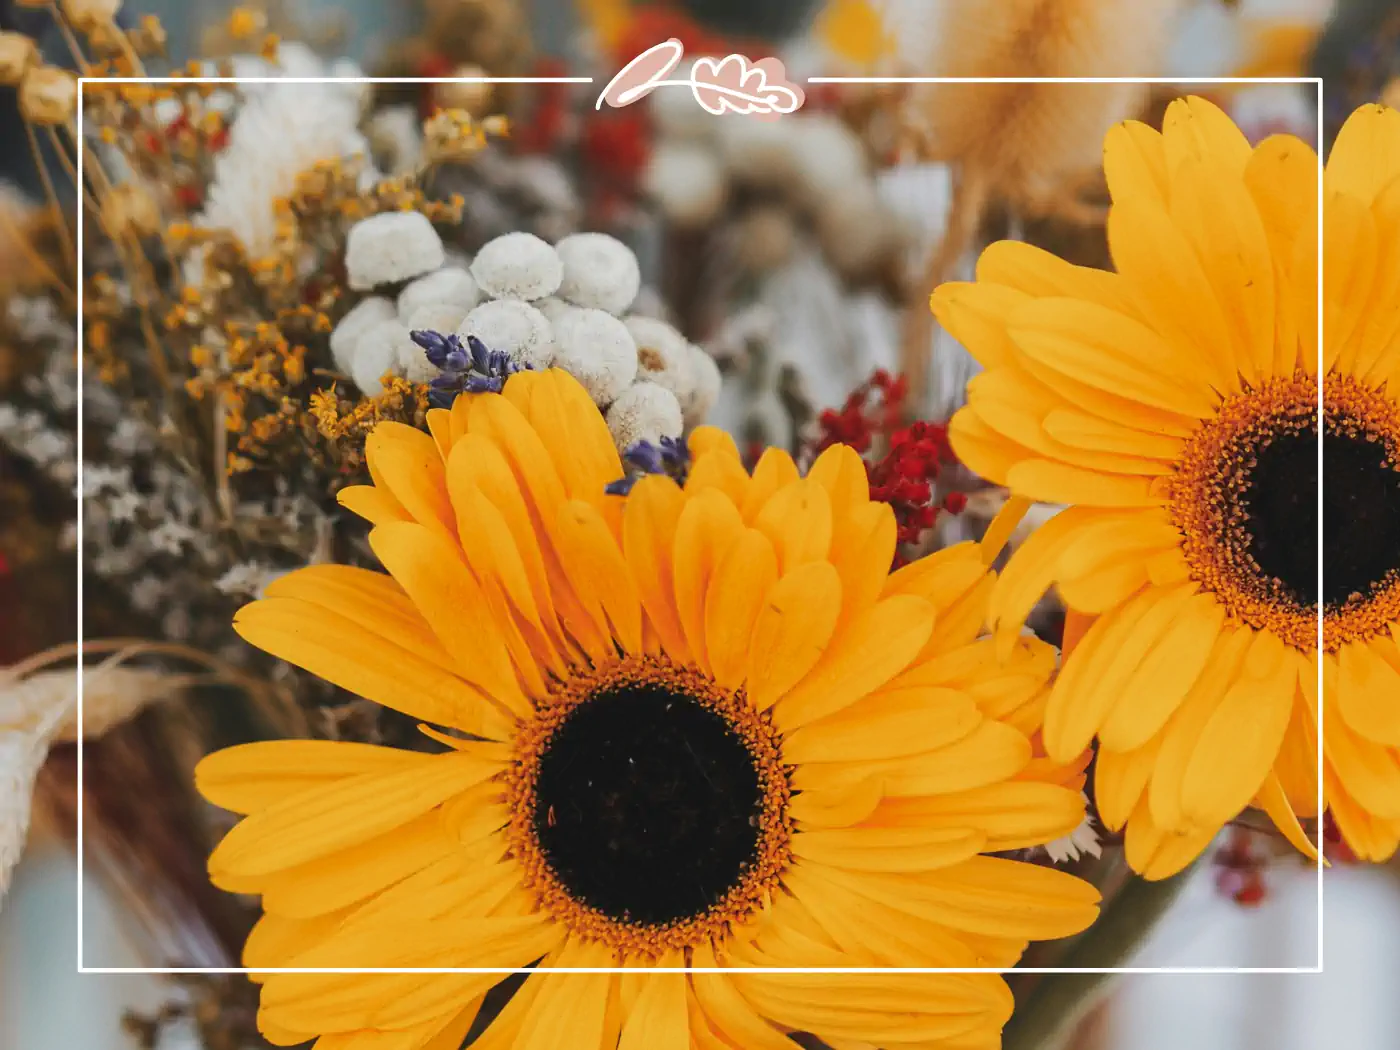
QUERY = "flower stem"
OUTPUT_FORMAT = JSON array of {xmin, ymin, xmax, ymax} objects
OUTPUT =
[{"xmin": 1002, "ymin": 867, "xmax": 1196, "ymax": 1050}]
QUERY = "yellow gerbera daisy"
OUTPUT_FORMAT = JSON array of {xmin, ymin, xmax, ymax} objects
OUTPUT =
[
  {"xmin": 195, "ymin": 367, "xmax": 1100, "ymax": 1049},
  {"xmin": 1318, "ymin": 102, "xmax": 1400, "ymax": 861},
  {"xmin": 935, "ymin": 95, "xmax": 1400, "ymax": 874}
]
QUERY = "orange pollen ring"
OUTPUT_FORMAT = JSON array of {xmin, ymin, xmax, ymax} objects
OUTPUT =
[
  {"xmin": 1167, "ymin": 370, "xmax": 1400, "ymax": 652},
  {"xmin": 502, "ymin": 655, "xmax": 792, "ymax": 958}
]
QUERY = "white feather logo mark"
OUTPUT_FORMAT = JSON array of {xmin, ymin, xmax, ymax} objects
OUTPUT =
[{"xmin": 596, "ymin": 39, "xmax": 805, "ymax": 120}]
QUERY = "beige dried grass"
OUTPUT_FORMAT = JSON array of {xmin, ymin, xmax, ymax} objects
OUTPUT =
[
  {"xmin": 0, "ymin": 646, "xmax": 193, "ymax": 904},
  {"xmin": 898, "ymin": 0, "xmax": 1188, "ymax": 412}
]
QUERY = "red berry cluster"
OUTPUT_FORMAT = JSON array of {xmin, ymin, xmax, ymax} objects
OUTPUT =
[
  {"xmin": 813, "ymin": 369, "xmax": 964, "ymax": 563},
  {"xmin": 1214, "ymin": 827, "xmax": 1269, "ymax": 907},
  {"xmin": 815, "ymin": 369, "xmax": 907, "ymax": 455}
]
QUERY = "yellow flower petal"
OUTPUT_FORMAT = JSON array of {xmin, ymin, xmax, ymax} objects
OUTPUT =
[
  {"xmin": 256, "ymin": 809, "xmax": 460, "ymax": 918},
  {"xmin": 365, "ymin": 421, "xmax": 457, "ymax": 541},
  {"xmin": 337, "ymin": 483, "xmax": 412, "ymax": 526},
  {"xmin": 774, "ymin": 595, "xmax": 933, "ymax": 730},
  {"xmin": 232, "ymin": 597, "xmax": 512, "ymax": 738},
  {"xmin": 704, "ymin": 527, "xmax": 779, "ymax": 690},
  {"xmin": 746, "ymin": 562, "xmax": 844, "ymax": 711},
  {"xmin": 1008, "ymin": 298, "xmax": 1218, "ymax": 417},
  {"xmin": 1094, "ymin": 737, "xmax": 1160, "ymax": 833},
  {"xmin": 792, "ymin": 826, "xmax": 986, "ymax": 873},
  {"xmin": 740, "ymin": 447, "xmax": 800, "ymax": 523},
  {"xmin": 1325, "ymin": 102, "xmax": 1400, "ymax": 205},
  {"xmin": 672, "ymin": 488, "xmax": 745, "ymax": 673},
  {"xmin": 1103, "ymin": 118, "xmax": 1169, "ymax": 209},
  {"xmin": 783, "ymin": 686, "xmax": 980, "ymax": 764},
  {"xmin": 264, "ymin": 564, "xmax": 460, "ymax": 674},
  {"xmin": 195, "ymin": 739, "xmax": 433, "ymax": 816},
  {"xmin": 754, "ymin": 479, "xmax": 833, "ymax": 574},
  {"xmin": 1179, "ymin": 630, "xmax": 1297, "ymax": 828},
  {"xmin": 621, "ymin": 473, "xmax": 692, "ymax": 663},
  {"xmin": 368, "ymin": 521, "xmax": 532, "ymax": 715},
  {"xmin": 551, "ymin": 498, "xmax": 644, "ymax": 654},
  {"xmin": 873, "ymin": 781, "xmax": 1086, "ymax": 853},
  {"xmin": 1335, "ymin": 638, "xmax": 1400, "ymax": 747},
  {"xmin": 209, "ymin": 752, "xmax": 496, "ymax": 879},
  {"xmin": 1097, "ymin": 590, "xmax": 1227, "ymax": 752}
]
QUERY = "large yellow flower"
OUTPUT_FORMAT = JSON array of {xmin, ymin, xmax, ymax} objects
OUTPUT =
[
  {"xmin": 1318, "ymin": 103, "xmax": 1400, "ymax": 861},
  {"xmin": 935, "ymin": 95, "xmax": 1400, "ymax": 874},
  {"xmin": 196, "ymin": 368, "xmax": 1099, "ymax": 1049}
]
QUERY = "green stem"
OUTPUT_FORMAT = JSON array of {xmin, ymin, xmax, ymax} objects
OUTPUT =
[{"xmin": 1002, "ymin": 866, "xmax": 1197, "ymax": 1050}]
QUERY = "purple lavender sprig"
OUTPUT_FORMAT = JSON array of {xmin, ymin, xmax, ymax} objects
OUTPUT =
[
  {"xmin": 606, "ymin": 436, "xmax": 690, "ymax": 496},
  {"xmin": 410, "ymin": 329, "xmax": 531, "ymax": 408}
]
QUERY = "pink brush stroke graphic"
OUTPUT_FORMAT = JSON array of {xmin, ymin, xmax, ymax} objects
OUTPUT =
[{"xmin": 596, "ymin": 38, "xmax": 805, "ymax": 120}]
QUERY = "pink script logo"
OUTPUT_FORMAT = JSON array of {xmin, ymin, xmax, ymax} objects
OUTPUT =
[{"xmin": 596, "ymin": 38, "xmax": 805, "ymax": 120}]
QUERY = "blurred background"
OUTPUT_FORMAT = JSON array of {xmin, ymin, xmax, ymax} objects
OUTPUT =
[{"xmin": 1, "ymin": 0, "xmax": 1397, "ymax": 1047}]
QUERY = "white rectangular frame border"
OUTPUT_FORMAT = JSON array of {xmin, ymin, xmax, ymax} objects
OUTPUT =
[{"xmin": 76, "ymin": 72, "xmax": 1326, "ymax": 976}]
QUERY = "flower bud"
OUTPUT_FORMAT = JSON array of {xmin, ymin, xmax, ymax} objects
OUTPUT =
[
  {"xmin": 19, "ymin": 66, "xmax": 78, "ymax": 125},
  {"xmin": 0, "ymin": 32, "xmax": 37, "ymax": 87},
  {"xmin": 60, "ymin": 0, "xmax": 122, "ymax": 31},
  {"xmin": 435, "ymin": 65, "xmax": 494, "ymax": 116}
]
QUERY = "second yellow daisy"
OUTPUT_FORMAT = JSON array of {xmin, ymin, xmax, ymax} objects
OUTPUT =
[{"xmin": 934, "ymin": 96, "xmax": 1400, "ymax": 874}]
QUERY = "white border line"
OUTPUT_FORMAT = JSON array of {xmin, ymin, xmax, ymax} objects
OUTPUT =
[{"xmin": 76, "ymin": 73, "xmax": 1326, "ymax": 976}]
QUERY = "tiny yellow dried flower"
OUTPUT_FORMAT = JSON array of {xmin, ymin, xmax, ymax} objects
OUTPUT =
[
  {"xmin": 0, "ymin": 32, "xmax": 38, "ymax": 87},
  {"xmin": 19, "ymin": 66, "xmax": 77, "ymax": 124},
  {"xmin": 227, "ymin": 6, "xmax": 267, "ymax": 39},
  {"xmin": 129, "ymin": 13, "xmax": 168, "ymax": 56}
]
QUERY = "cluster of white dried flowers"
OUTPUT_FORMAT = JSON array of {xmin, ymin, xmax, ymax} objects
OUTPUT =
[
  {"xmin": 643, "ymin": 101, "xmax": 908, "ymax": 283},
  {"xmin": 194, "ymin": 44, "xmax": 371, "ymax": 258},
  {"xmin": 1, "ymin": 658, "xmax": 184, "ymax": 905},
  {"xmin": 336, "ymin": 226, "xmax": 723, "ymax": 451},
  {"xmin": 333, "ymin": 211, "xmax": 467, "ymax": 394}
]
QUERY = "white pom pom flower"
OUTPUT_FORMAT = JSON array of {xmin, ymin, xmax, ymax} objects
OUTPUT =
[
  {"xmin": 459, "ymin": 299, "xmax": 556, "ymax": 370},
  {"xmin": 551, "ymin": 308, "xmax": 638, "ymax": 406},
  {"xmin": 607, "ymin": 380, "xmax": 684, "ymax": 451},
  {"xmin": 329, "ymin": 296, "xmax": 395, "ymax": 373},
  {"xmin": 534, "ymin": 296, "xmax": 581, "ymax": 327},
  {"xmin": 351, "ymin": 319, "xmax": 411, "ymax": 395},
  {"xmin": 406, "ymin": 302, "xmax": 470, "ymax": 341},
  {"xmin": 345, "ymin": 212, "xmax": 445, "ymax": 290},
  {"xmin": 470, "ymin": 231, "xmax": 563, "ymax": 301},
  {"xmin": 555, "ymin": 232, "xmax": 641, "ymax": 316},
  {"xmin": 683, "ymin": 344, "xmax": 722, "ymax": 427},
  {"xmin": 642, "ymin": 142, "xmax": 727, "ymax": 229},
  {"xmin": 397, "ymin": 267, "xmax": 480, "ymax": 319},
  {"xmin": 624, "ymin": 315, "xmax": 693, "ymax": 403}
]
